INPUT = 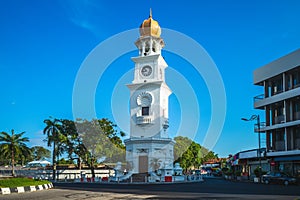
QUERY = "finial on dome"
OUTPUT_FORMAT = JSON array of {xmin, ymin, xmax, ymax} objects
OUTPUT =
[
  {"xmin": 139, "ymin": 9, "xmax": 161, "ymax": 37},
  {"xmin": 149, "ymin": 8, "xmax": 152, "ymax": 18}
]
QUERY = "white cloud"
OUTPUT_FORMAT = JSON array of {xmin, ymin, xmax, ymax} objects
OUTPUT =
[{"xmin": 59, "ymin": 0, "xmax": 103, "ymax": 36}]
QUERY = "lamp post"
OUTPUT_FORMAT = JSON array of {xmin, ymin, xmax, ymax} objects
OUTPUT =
[{"xmin": 241, "ymin": 115, "xmax": 262, "ymax": 178}]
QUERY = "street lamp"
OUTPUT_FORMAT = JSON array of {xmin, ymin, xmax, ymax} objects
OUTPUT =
[{"xmin": 241, "ymin": 115, "xmax": 262, "ymax": 178}]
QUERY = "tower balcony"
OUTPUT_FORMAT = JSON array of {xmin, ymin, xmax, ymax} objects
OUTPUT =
[{"xmin": 136, "ymin": 115, "xmax": 153, "ymax": 125}]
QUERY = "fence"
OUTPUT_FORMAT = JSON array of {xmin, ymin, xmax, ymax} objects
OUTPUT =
[{"xmin": 0, "ymin": 168, "xmax": 113, "ymax": 181}]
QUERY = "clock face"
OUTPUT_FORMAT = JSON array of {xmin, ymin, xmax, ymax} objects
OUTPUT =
[{"xmin": 141, "ymin": 65, "xmax": 152, "ymax": 77}]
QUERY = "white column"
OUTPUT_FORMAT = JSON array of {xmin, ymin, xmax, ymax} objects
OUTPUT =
[
  {"xmin": 149, "ymin": 37, "xmax": 153, "ymax": 55},
  {"xmin": 284, "ymin": 99, "xmax": 287, "ymax": 122},
  {"xmin": 142, "ymin": 42, "xmax": 145, "ymax": 56}
]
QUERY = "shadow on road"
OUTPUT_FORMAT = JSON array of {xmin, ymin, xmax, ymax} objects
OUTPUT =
[{"xmin": 53, "ymin": 177, "xmax": 300, "ymax": 197}]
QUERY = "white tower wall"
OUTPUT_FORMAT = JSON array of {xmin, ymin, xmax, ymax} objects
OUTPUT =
[{"xmin": 124, "ymin": 13, "xmax": 174, "ymax": 174}]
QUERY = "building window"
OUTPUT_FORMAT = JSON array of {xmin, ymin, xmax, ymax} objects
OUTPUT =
[
  {"xmin": 272, "ymin": 78, "xmax": 283, "ymax": 95},
  {"xmin": 275, "ymin": 129, "xmax": 285, "ymax": 151},
  {"xmin": 293, "ymin": 163, "xmax": 300, "ymax": 177},
  {"xmin": 273, "ymin": 103, "xmax": 285, "ymax": 124},
  {"xmin": 275, "ymin": 130, "xmax": 285, "ymax": 141},
  {"xmin": 293, "ymin": 100, "xmax": 300, "ymax": 120},
  {"xmin": 294, "ymin": 127, "xmax": 300, "ymax": 149},
  {"xmin": 142, "ymin": 107, "xmax": 149, "ymax": 116},
  {"xmin": 293, "ymin": 70, "xmax": 300, "ymax": 88}
]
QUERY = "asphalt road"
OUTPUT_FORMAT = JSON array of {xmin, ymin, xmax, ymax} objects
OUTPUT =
[{"xmin": 1, "ymin": 177, "xmax": 300, "ymax": 200}]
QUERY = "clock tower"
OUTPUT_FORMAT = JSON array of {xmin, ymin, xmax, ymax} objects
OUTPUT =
[{"xmin": 125, "ymin": 10, "xmax": 174, "ymax": 174}]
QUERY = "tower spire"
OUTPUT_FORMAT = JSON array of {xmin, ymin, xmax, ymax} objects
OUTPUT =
[{"xmin": 149, "ymin": 8, "xmax": 152, "ymax": 18}]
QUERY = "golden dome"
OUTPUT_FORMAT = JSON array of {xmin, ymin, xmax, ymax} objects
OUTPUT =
[{"xmin": 139, "ymin": 9, "xmax": 161, "ymax": 37}]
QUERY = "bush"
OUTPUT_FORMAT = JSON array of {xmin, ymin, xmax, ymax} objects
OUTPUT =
[
  {"xmin": 223, "ymin": 168, "xmax": 233, "ymax": 176},
  {"xmin": 235, "ymin": 171, "xmax": 242, "ymax": 176},
  {"xmin": 254, "ymin": 166, "xmax": 263, "ymax": 177},
  {"xmin": 0, "ymin": 178, "xmax": 51, "ymax": 188}
]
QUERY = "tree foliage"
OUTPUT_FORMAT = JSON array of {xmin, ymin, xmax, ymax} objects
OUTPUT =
[
  {"xmin": 57, "ymin": 158, "xmax": 74, "ymax": 165},
  {"xmin": 30, "ymin": 146, "xmax": 51, "ymax": 161},
  {"xmin": 173, "ymin": 136, "xmax": 218, "ymax": 171},
  {"xmin": 42, "ymin": 117, "xmax": 126, "ymax": 178},
  {"xmin": 0, "ymin": 130, "xmax": 30, "ymax": 176},
  {"xmin": 59, "ymin": 119, "xmax": 87, "ymax": 169},
  {"xmin": 75, "ymin": 118, "xmax": 126, "ymax": 164},
  {"xmin": 43, "ymin": 117, "xmax": 63, "ymax": 180}
]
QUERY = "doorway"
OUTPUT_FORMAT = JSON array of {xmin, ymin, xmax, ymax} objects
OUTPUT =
[{"xmin": 139, "ymin": 155, "xmax": 148, "ymax": 173}]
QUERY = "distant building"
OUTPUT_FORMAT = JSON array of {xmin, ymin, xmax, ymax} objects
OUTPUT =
[
  {"xmin": 253, "ymin": 49, "xmax": 300, "ymax": 176},
  {"xmin": 231, "ymin": 148, "xmax": 268, "ymax": 180}
]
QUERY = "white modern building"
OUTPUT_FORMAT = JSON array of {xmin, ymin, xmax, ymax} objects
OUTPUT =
[
  {"xmin": 253, "ymin": 49, "xmax": 300, "ymax": 176},
  {"xmin": 124, "ymin": 11, "xmax": 174, "ymax": 174}
]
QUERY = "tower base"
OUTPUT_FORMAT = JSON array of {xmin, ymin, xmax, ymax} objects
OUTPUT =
[{"xmin": 124, "ymin": 137, "xmax": 175, "ymax": 174}]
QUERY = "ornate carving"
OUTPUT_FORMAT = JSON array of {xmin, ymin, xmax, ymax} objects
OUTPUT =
[
  {"xmin": 137, "ymin": 148, "xmax": 148, "ymax": 153},
  {"xmin": 136, "ymin": 92, "xmax": 153, "ymax": 106}
]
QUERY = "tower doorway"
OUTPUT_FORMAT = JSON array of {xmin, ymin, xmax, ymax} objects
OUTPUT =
[{"xmin": 138, "ymin": 155, "xmax": 148, "ymax": 173}]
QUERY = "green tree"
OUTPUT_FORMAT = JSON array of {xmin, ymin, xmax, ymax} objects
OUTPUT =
[
  {"xmin": 0, "ymin": 130, "xmax": 30, "ymax": 176},
  {"xmin": 189, "ymin": 141, "xmax": 202, "ymax": 169},
  {"xmin": 173, "ymin": 136, "xmax": 218, "ymax": 172},
  {"xmin": 0, "ymin": 152, "xmax": 9, "ymax": 166},
  {"xmin": 203, "ymin": 151, "xmax": 219, "ymax": 163},
  {"xmin": 76, "ymin": 118, "xmax": 126, "ymax": 177},
  {"xmin": 43, "ymin": 117, "xmax": 64, "ymax": 181},
  {"xmin": 173, "ymin": 136, "xmax": 192, "ymax": 160},
  {"xmin": 74, "ymin": 119, "xmax": 102, "ymax": 178},
  {"xmin": 76, "ymin": 118, "xmax": 126, "ymax": 163},
  {"xmin": 19, "ymin": 148, "xmax": 32, "ymax": 166},
  {"xmin": 174, "ymin": 136, "xmax": 196, "ymax": 171},
  {"xmin": 42, "ymin": 117, "xmax": 126, "ymax": 178},
  {"xmin": 57, "ymin": 158, "xmax": 74, "ymax": 165},
  {"xmin": 30, "ymin": 146, "xmax": 51, "ymax": 160},
  {"xmin": 60, "ymin": 119, "xmax": 88, "ymax": 169}
]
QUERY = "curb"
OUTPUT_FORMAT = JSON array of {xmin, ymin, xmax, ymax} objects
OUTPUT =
[{"xmin": 0, "ymin": 183, "xmax": 53, "ymax": 195}]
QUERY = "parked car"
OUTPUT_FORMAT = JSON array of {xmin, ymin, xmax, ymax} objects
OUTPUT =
[
  {"xmin": 212, "ymin": 168, "xmax": 222, "ymax": 177},
  {"xmin": 201, "ymin": 167, "xmax": 212, "ymax": 175},
  {"xmin": 262, "ymin": 171, "xmax": 297, "ymax": 185}
]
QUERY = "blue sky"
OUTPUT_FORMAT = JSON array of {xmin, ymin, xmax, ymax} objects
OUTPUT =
[{"xmin": 1, "ymin": 0, "xmax": 300, "ymax": 158}]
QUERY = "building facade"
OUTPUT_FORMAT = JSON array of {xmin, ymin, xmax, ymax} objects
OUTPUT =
[
  {"xmin": 124, "ymin": 12, "xmax": 174, "ymax": 174},
  {"xmin": 253, "ymin": 49, "xmax": 300, "ymax": 177},
  {"xmin": 231, "ymin": 148, "xmax": 269, "ymax": 180}
]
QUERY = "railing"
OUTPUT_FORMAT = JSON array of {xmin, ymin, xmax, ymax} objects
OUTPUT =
[
  {"xmin": 274, "ymin": 115, "xmax": 285, "ymax": 124},
  {"xmin": 136, "ymin": 115, "xmax": 153, "ymax": 125},
  {"xmin": 272, "ymin": 90, "xmax": 283, "ymax": 95},
  {"xmin": 293, "ymin": 83, "xmax": 300, "ymax": 89},
  {"xmin": 0, "ymin": 169, "xmax": 112, "ymax": 180},
  {"xmin": 254, "ymin": 122, "xmax": 266, "ymax": 132},
  {"xmin": 275, "ymin": 141, "xmax": 285, "ymax": 151},
  {"xmin": 253, "ymin": 94, "xmax": 265, "ymax": 102}
]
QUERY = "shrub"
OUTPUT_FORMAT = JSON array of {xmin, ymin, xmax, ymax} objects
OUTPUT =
[
  {"xmin": 235, "ymin": 171, "xmax": 242, "ymax": 176},
  {"xmin": 254, "ymin": 166, "xmax": 262, "ymax": 177},
  {"xmin": 0, "ymin": 177, "xmax": 51, "ymax": 188}
]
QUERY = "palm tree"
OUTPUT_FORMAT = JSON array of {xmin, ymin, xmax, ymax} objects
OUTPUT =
[
  {"xmin": 0, "ymin": 129, "xmax": 30, "ymax": 176},
  {"xmin": 43, "ymin": 117, "xmax": 63, "ymax": 181}
]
